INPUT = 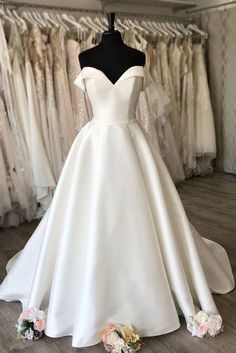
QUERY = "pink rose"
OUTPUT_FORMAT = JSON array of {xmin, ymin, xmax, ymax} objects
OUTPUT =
[
  {"xmin": 34, "ymin": 319, "xmax": 46, "ymax": 332},
  {"xmin": 18, "ymin": 309, "xmax": 32, "ymax": 322},
  {"xmin": 101, "ymin": 323, "xmax": 117, "ymax": 342},
  {"xmin": 207, "ymin": 315, "xmax": 223, "ymax": 337},
  {"xmin": 196, "ymin": 322, "xmax": 209, "ymax": 338}
]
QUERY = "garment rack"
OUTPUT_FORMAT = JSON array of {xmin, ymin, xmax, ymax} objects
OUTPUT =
[
  {"xmin": 186, "ymin": 0, "xmax": 236, "ymax": 14},
  {"xmin": 0, "ymin": 0, "xmax": 192, "ymax": 23}
]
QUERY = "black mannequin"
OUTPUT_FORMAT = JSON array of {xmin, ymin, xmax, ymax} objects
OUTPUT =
[{"xmin": 78, "ymin": 12, "xmax": 145, "ymax": 84}]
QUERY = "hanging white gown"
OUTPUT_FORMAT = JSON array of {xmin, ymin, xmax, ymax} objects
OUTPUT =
[
  {"xmin": 50, "ymin": 27, "xmax": 76, "ymax": 162},
  {"xmin": 124, "ymin": 30, "xmax": 185, "ymax": 184},
  {"xmin": 0, "ymin": 144, "xmax": 12, "ymax": 223},
  {"xmin": 179, "ymin": 39, "xmax": 196, "ymax": 177},
  {"xmin": 0, "ymin": 65, "xmax": 234, "ymax": 348},
  {"xmin": 193, "ymin": 43, "xmax": 217, "ymax": 175},
  {"xmin": 23, "ymin": 30, "xmax": 56, "ymax": 212},
  {"xmin": 45, "ymin": 43, "xmax": 64, "ymax": 182},
  {"xmin": 0, "ymin": 20, "xmax": 36, "ymax": 223},
  {"xmin": 66, "ymin": 38, "xmax": 92, "ymax": 133}
]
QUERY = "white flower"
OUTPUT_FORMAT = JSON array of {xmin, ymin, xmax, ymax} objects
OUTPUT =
[
  {"xmin": 111, "ymin": 348, "xmax": 122, "ymax": 353},
  {"xmin": 114, "ymin": 338, "xmax": 125, "ymax": 349},
  {"xmin": 186, "ymin": 316, "xmax": 197, "ymax": 336},
  {"xmin": 186, "ymin": 311, "xmax": 223, "ymax": 338},
  {"xmin": 194, "ymin": 311, "xmax": 209, "ymax": 324},
  {"xmin": 122, "ymin": 344, "xmax": 132, "ymax": 353},
  {"xmin": 107, "ymin": 332, "xmax": 121, "ymax": 346},
  {"xmin": 16, "ymin": 324, "xmax": 22, "ymax": 333},
  {"xmin": 25, "ymin": 328, "xmax": 34, "ymax": 340},
  {"xmin": 36, "ymin": 309, "xmax": 46, "ymax": 321},
  {"xmin": 30, "ymin": 307, "xmax": 46, "ymax": 322},
  {"xmin": 207, "ymin": 315, "xmax": 223, "ymax": 337}
]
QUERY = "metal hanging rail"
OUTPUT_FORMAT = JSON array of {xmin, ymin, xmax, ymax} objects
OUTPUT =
[
  {"xmin": 0, "ymin": 0, "xmax": 102, "ymax": 14},
  {"xmin": 186, "ymin": 0, "xmax": 236, "ymax": 14},
  {"xmin": 0, "ymin": 0, "xmax": 192, "ymax": 22}
]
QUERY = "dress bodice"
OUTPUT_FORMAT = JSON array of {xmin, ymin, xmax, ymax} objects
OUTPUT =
[{"xmin": 74, "ymin": 65, "xmax": 145, "ymax": 124}]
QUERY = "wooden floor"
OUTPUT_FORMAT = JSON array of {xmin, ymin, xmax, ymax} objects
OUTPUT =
[{"xmin": 0, "ymin": 172, "xmax": 235, "ymax": 353}]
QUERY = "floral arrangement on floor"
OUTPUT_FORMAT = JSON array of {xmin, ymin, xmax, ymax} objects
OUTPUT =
[
  {"xmin": 14, "ymin": 307, "xmax": 224, "ymax": 346},
  {"xmin": 101, "ymin": 323, "xmax": 142, "ymax": 353},
  {"xmin": 15, "ymin": 307, "xmax": 46, "ymax": 341},
  {"xmin": 187, "ymin": 311, "xmax": 223, "ymax": 338}
]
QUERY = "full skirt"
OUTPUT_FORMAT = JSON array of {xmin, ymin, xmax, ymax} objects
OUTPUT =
[{"xmin": 0, "ymin": 118, "xmax": 234, "ymax": 347}]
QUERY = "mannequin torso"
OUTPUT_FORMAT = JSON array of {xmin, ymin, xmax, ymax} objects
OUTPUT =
[{"xmin": 78, "ymin": 30, "xmax": 145, "ymax": 84}]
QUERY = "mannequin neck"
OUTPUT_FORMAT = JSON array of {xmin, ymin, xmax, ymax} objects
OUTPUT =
[{"xmin": 100, "ymin": 30, "xmax": 125, "ymax": 46}]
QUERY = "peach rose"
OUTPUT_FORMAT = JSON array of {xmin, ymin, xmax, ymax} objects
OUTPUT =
[
  {"xmin": 101, "ymin": 323, "xmax": 117, "ymax": 341},
  {"xmin": 34, "ymin": 319, "xmax": 46, "ymax": 332},
  {"xmin": 18, "ymin": 309, "xmax": 33, "ymax": 322}
]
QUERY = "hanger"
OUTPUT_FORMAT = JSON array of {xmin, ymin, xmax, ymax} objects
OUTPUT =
[
  {"xmin": 56, "ymin": 14, "xmax": 70, "ymax": 30},
  {"xmin": 150, "ymin": 21, "xmax": 166, "ymax": 37},
  {"xmin": 154, "ymin": 21, "xmax": 170, "ymax": 37},
  {"xmin": 84, "ymin": 16, "xmax": 101, "ymax": 32},
  {"xmin": 6, "ymin": 8, "xmax": 18, "ymax": 24},
  {"xmin": 140, "ymin": 20, "xmax": 155, "ymax": 36},
  {"xmin": 31, "ymin": 11, "xmax": 45, "ymax": 28},
  {"xmin": 27, "ymin": 10, "xmax": 41, "ymax": 26},
  {"xmin": 31, "ymin": 11, "xmax": 51, "ymax": 28},
  {"xmin": 116, "ymin": 18, "xmax": 129, "ymax": 31},
  {"xmin": 132, "ymin": 19, "xmax": 149, "ymax": 35},
  {"xmin": 160, "ymin": 22, "xmax": 175, "ymax": 38},
  {"xmin": 93, "ymin": 16, "xmax": 107, "ymax": 31},
  {"xmin": 51, "ymin": 13, "xmax": 66, "ymax": 28},
  {"xmin": 165, "ymin": 22, "xmax": 182, "ymax": 38},
  {"xmin": 22, "ymin": 11, "xmax": 37, "ymax": 26},
  {"xmin": 12, "ymin": 9, "xmax": 27, "ymax": 30},
  {"xmin": 150, "ymin": 20, "xmax": 164, "ymax": 36},
  {"xmin": 61, "ymin": 13, "xmax": 87, "ymax": 32},
  {"xmin": 36, "ymin": 11, "xmax": 51, "ymax": 28},
  {"xmin": 43, "ymin": 11, "xmax": 59, "ymax": 27},
  {"xmin": 126, "ymin": 18, "xmax": 147, "ymax": 34},
  {"xmin": 174, "ymin": 22, "xmax": 191, "ymax": 36},
  {"xmin": 88, "ymin": 16, "xmax": 102, "ymax": 32},
  {"xmin": 187, "ymin": 23, "xmax": 207, "ymax": 38},
  {"xmin": 79, "ymin": 16, "xmax": 100, "ymax": 33},
  {"xmin": 1, "ymin": 7, "xmax": 16, "ymax": 24}
]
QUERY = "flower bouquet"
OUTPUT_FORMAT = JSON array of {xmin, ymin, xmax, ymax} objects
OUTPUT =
[
  {"xmin": 15, "ymin": 307, "xmax": 46, "ymax": 341},
  {"xmin": 101, "ymin": 323, "xmax": 142, "ymax": 353},
  {"xmin": 187, "ymin": 311, "xmax": 223, "ymax": 338}
]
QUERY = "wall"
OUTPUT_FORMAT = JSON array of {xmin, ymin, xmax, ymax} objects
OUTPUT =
[
  {"xmin": 197, "ymin": 0, "xmax": 235, "ymax": 6},
  {"xmin": 188, "ymin": 0, "xmax": 236, "ymax": 12},
  {"xmin": 200, "ymin": 6, "xmax": 236, "ymax": 174},
  {"xmin": 10, "ymin": 0, "xmax": 178, "ymax": 16}
]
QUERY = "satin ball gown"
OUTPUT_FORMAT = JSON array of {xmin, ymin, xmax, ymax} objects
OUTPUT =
[{"xmin": 0, "ymin": 65, "xmax": 234, "ymax": 348}]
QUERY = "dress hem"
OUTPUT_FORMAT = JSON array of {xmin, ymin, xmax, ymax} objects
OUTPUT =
[{"xmin": 45, "ymin": 322, "xmax": 182, "ymax": 348}]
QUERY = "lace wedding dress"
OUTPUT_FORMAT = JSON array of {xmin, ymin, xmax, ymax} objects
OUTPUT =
[
  {"xmin": 0, "ymin": 65, "xmax": 234, "ymax": 348},
  {"xmin": 193, "ymin": 43, "xmax": 217, "ymax": 175}
]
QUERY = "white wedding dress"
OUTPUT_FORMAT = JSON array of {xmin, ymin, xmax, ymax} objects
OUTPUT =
[{"xmin": 0, "ymin": 65, "xmax": 234, "ymax": 348}]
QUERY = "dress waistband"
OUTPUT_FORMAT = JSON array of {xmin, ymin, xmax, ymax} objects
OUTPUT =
[{"xmin": 91, "ymin": 118, "xmax": 137, "ymax": 126}]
